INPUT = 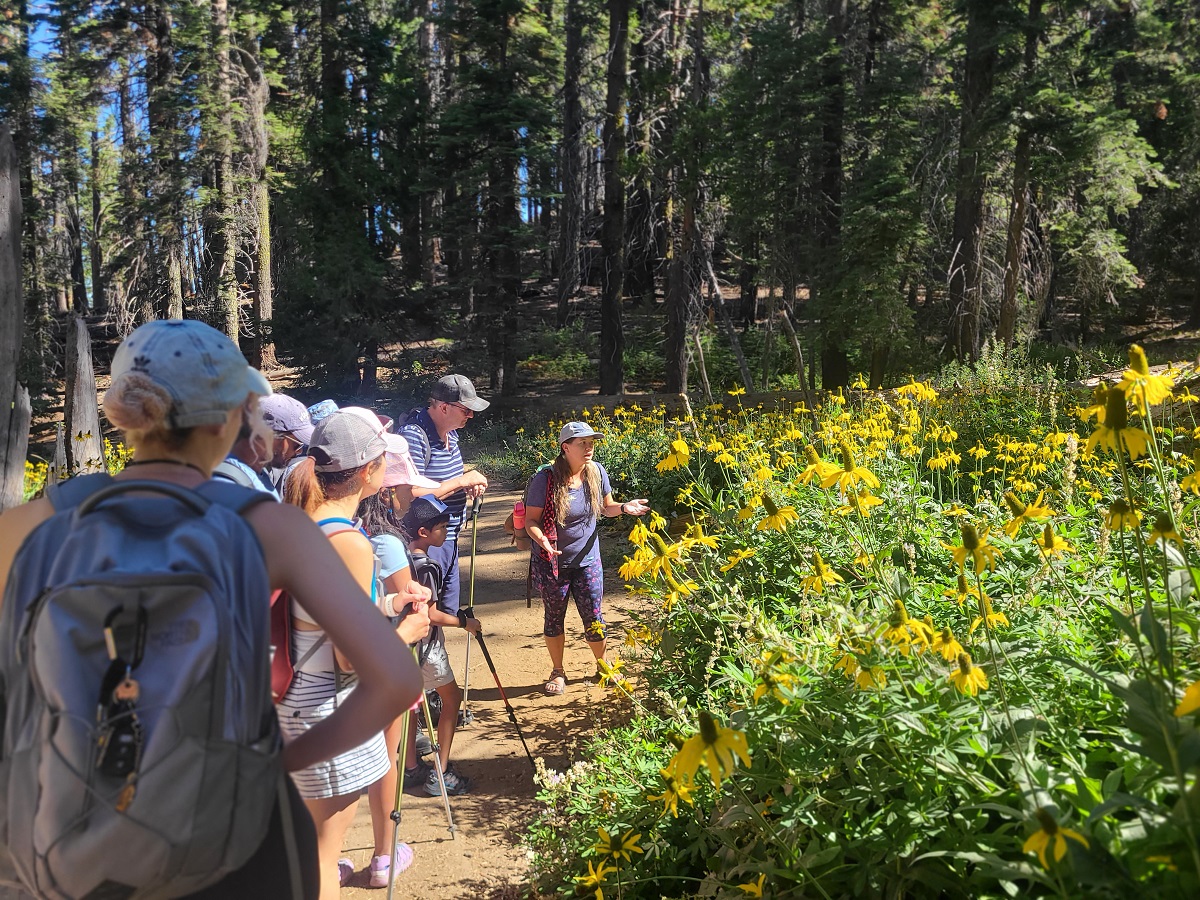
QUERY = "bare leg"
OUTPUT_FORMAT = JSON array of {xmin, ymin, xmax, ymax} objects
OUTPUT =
[
  {"xmin": 366, "ymin": 716, "xmax": 405, "ymax": 858},
  {"xmin": 303, "ymin": 793, "xmax": 360, "ymax": 900},
  {"xmin": 587, "ymin": 637, "xmax": 607, "ymax": 666},
  {"xmin": 435, "ymin": 681, "xmax": 462, "ymax": 769},
  {"xmin": 544, "ymin": 633, "xmax": 566, "ymax": 673}
]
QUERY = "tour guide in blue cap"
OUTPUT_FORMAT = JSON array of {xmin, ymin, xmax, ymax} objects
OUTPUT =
[{"xmin": 395, "ymin": 375, "xmax": 490, "ymax": 614}]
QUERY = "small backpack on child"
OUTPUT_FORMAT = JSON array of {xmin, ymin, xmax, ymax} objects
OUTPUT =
[{"xmin": 0, "ymin": 474, "xmax": 296, "ymax": 899}]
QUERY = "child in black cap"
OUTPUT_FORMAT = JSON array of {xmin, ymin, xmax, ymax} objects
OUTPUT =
[{"xmin": 398, "ymin": 496, "xmax": 481, "ymax": 796}]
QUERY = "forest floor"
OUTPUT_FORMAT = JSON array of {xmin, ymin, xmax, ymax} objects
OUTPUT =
[{"xmin": 338, "ymin": 486, "xmax": 644, "ymax": 899}]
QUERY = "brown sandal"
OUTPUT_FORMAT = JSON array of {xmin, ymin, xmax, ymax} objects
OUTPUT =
[{"xmin": 545, "ymin": 668, "xmax": 567, "ymax": 696}]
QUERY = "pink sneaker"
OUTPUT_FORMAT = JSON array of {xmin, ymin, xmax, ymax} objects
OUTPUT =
[
  {"xmin": 368, "ymin": 843, "xmax": 414, "ymax": 888},
  {"xmin": 338, "ymin": 857, "xmax": 355, "ymax": 886}
]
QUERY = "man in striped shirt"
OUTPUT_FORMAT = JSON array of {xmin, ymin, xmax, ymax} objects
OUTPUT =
[{"xmin": 397, "ymin": 375, "xmax": 490, "ymax": 614}]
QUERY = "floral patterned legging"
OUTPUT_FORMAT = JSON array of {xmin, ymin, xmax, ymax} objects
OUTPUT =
[{"xmin": 531, "ymin": 554, "xmax": 607, "ymax": 642}]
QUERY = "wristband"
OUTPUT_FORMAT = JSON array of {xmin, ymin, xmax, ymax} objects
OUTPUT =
[
  {"xmin": 621, "ymin": 502, "xmax": 630, "ymax": 516},
  {"xmin": 457, "ymin": 609, "xmax": 471, "ymax": 628}
]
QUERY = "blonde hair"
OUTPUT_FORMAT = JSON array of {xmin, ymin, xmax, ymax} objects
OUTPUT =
[
  {"xmin": 549, "ymin": 453, "xmax": 602, "ymax": 523},
  {"xmin": 245, "ymin": 402, "xmax": 275, "ymax": 468},
  {"xmin": 103, "ymin": 372, "xmax": 193, "ymax": 450}
]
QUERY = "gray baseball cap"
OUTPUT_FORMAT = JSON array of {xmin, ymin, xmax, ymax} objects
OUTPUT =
[
  {"xmin": 309, "ymin": 406, "xmax": 409, "ymax": 473},
  {"xmin": 110, "ymin": 319, "xmax": 271, "ymax": 428},
  {"xmin": 431, "ymin": 374, "xmax": 490, "ymax": 412},
  {"xmin": 259, "ymin": 394, "xmax": 314, "ymax": 444},
  {"xmin": 558, "ymin": 421, "xmax": 604, "ymax": 444}
]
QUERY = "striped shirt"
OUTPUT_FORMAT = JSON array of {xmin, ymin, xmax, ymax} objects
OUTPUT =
[{"xmin": 401, "ymin": 408, "xmax": 467, "ymax": 543}]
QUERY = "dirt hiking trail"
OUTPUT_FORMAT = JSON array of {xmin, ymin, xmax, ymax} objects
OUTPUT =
[{"xmin": 340, "ymin": 487, "xmax": 638, "ymax": 899}]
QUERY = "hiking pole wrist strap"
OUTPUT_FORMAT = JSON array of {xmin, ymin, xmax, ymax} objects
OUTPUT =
[{"xmin": 458, "ymin": 609, "xmax": 475, "ymax": 627}]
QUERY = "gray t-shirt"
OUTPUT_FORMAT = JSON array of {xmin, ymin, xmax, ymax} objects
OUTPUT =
[{"xmin": 526, "ymin": 463, "xmax": 611, "ymax": 566}]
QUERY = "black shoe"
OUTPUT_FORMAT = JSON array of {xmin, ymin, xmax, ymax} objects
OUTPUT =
[{"xmin": 415, "ymin": 732, "xmax": 434, "ymax": 758}]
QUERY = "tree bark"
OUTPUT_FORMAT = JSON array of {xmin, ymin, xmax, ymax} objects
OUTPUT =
[
  {"xmin": 948, "ymin": 0, "xmax": 1000, "ymax": 361},
  {"xmin": 209, "ymin": 0, "xmax": 239, "ymax": 340},
  {"xmin": 815, "ymin": 0, "xmax": 849, "ymax": 388},
  {"xmin": 599, "ymin": 0, "xmax": 630, "ymax": 395},
  {"xmin": 997, "ymin": 0, "xmax": 1042, "ymax": 349},
  {"xmin": 65, "ymin": 316, "xmax": 105, "ymax": 474},
  {"xmin": 149, "ymin": 0, "xmax": 185, "ymax": 321},
  {"xmin": 0, "ymin": 125, "xmax": 28, "ymax": 511},
  {"xmin": 556, "ymin": 0, "xmax": 584, "ymax": 326},
  {"xmin": 89, "ymin": 129, "xmax": 107, "ymax": 314}
]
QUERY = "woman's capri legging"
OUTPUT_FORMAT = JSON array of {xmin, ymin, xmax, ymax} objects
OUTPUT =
[{"xmin": 532, "ymin": 554, "xmax": 606, "ymax": 642}]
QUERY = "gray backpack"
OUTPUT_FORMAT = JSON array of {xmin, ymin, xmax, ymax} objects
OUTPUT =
[{"xmin": 0, "ymin": 474, "xmax": 291, "ymax": 899}]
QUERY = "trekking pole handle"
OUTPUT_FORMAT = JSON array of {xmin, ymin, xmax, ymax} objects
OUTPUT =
[{"xmin": 470, "ymin": 494, "xmax": 483, "ymax": 517}]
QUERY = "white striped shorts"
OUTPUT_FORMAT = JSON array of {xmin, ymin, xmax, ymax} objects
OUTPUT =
[{"xmin": 277, "ymin": 670, "xmax": 391, "ymax": 800}]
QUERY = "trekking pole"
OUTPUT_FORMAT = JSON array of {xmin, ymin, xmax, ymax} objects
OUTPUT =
[
  {"xmin": 463, "ymin": 610, "xmax": 536, "ymax": 770},
  {"xmin": 459, "ymin": 493, "xmax": 484, "ymax": 727},
  {"xmin": 385, "ymin": 705, "xmax": 413, "ymax": 900},
  {"xmin": 414, "ymin": 647, "xmax": 457, "ymax": 839}
]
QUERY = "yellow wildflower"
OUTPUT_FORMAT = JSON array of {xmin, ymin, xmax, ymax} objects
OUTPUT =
[
  {"xmin": 647, "ymin": 766, "xmax": 694, "ymax": 818},
  {"xmin": 1116, "ymin": 344, "xmax": 1173, "ymax": 415},
  {"xmin": 593, "ymin": 827, "xmax": 644, "ymax": 863},
  {"xmin": 1002, "ymin": 490, "xmax": 1056, "ymax": 538},
  {"xmin": 596, "ymin": 657, "xmax": 626, "ymax": 688},
  {"xmin": 656, "ymin": 435, "xmax": 691, "ymax": 472},
  {"xmin": 1033, "ymin": 523, "xmax": 1073, "ymax": 557},
  {"xmin": 576, "ymin": 859, "xmax": 617, "ymax": 899},
  {"xmin": 757, "ymin": 495, "xmax": 800, "ymax": 532},
  {"xmin": 671, "ymin": 711, "xmax": 752, "ymax": 789},
  {"xmin": 1175, "ymin": 680, "xmax": 1200, "ymax": 717},
  {"xmin": 932, "ymin": 627, "xmax": 964, "ymax": 663},
  {"xmin": 628, "ymin": 520, "xmax": 650, "ymax": 547},
  {"xmin": 1022, "ymin": 808, "xmax": 1089, "ymax": 869},
  {"xmin": 720, "ymin": 548, "xmax": 756, "ymax": 572},
  {"xmin": 1085, "ymin": 386, "xmax": 1151, "ymax": 460},
  {"xmin": 797, "ymin": 445, "xmax": 837, "ymax": 486},
  {"xmin": 822, "ymin": 441, "xmax": 880, "ymax": 492},
  {"xmin": 1180, "ymin": 450, "xmax": 1200, "ymax": 495},
  {"xmin": 738, "ymin": 874, "xmax": 767, "ymax": 897},
  {"xmin": 856, "ymin": 666, "xmax": 887, "ymax": 690},
  {"xmin": 969, "ymin": 597, "xmax": 1009, "ymax": 634},
  {"xmin": 1149, "ymin": 512, "xmax": 1184, "ymax": 548},
  {"xmin": 800, "ymin": 551, "xmax": 843, "ymax": 594},
  {"xmin": 948, "ymin": 652, "xmax": 988, "ymax": 696},
  {"xmin": 945, "ymin": 523, "xmax": 1000, "ymax": 573},
  {"xmin": 1104, "ymin": 499, "xmax": 1142, "ymax": 531}
]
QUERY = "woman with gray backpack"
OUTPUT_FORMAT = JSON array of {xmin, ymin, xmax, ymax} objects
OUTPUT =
[{"xmin": 0, "ymin": 320, "xmax": 424, "ymax": 899}]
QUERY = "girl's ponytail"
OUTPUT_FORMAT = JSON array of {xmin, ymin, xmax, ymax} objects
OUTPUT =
[{"xmin": 284, "ymin": 456, "xmax": 324, "ymax": 513}]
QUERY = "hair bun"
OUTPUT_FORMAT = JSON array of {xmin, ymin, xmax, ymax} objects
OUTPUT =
[{"xmin": 103, "ymin": 372, "xmax": 175, "ymax": 431}]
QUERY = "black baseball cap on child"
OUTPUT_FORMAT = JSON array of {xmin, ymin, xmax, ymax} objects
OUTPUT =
[{"xmin": 402, "ymin": 495, "xmax": 452, "ymax": 535}]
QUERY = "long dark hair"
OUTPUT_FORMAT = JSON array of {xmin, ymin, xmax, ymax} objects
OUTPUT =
[{"xmin": 357, "ymin": 490, "xmax": 404, "ymax": 539}]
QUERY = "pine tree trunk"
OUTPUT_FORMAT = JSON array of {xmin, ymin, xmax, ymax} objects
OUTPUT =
[
  {"xmin": 599, "ymin": 0, "xmax": 630, "ymax": 395},
  {"xmin": 65, "ymin": 316, "xmax": 105, "ymax": 474},
  {"xmin": 210, "ymin": 0, "xmax": 239, "ymax": 340},
  {"xmin": 815, "ymin": 0, "xmax": 849, "ymax": 388},
  {"xmin": 149, "ymin": 0, "xmax": 185, "ymax": 321},
  {"xmin": 948, "ymin": 0, "xmax": 999, "ymax": 361},
  {"xmin": 624, "ymin": 0, "xmax": 662, "ymax": 308},
  {"xmin": 89, "ymin": 129, "xmax": 106, "ymax": 314},
  {"xmin": 997, "ymin": 0, "xmax": 1042, "ymax": 350},
  {"xmin": 0, "ymin": 125, "xmax": 28, "ymax": 512},
  {"xmin": 556, "ymin": 0, "xmax": 584, "ymax": 326},
  {"xmin": 252, "ymin": 179, "xmax": 276, "ymax": 368}
]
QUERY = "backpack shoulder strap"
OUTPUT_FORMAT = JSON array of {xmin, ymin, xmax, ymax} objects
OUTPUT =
[
  {"xmin": 411, "ymin": 553, "xmax": 444, "ymax": 601},
  {"xmin": 195, "ymin": 479, "xmax": 279, "ymax": 516},
  {"xmin": 213, "ymin": 460, "xmax": 259, "ymax": 490},
  {"xmin": 400, "ymin": 408, "xmax": 432, "ymax": 470},
  {"xmin": 44, "ymin": 472, "xmax": 115, "ymax": 512}
]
